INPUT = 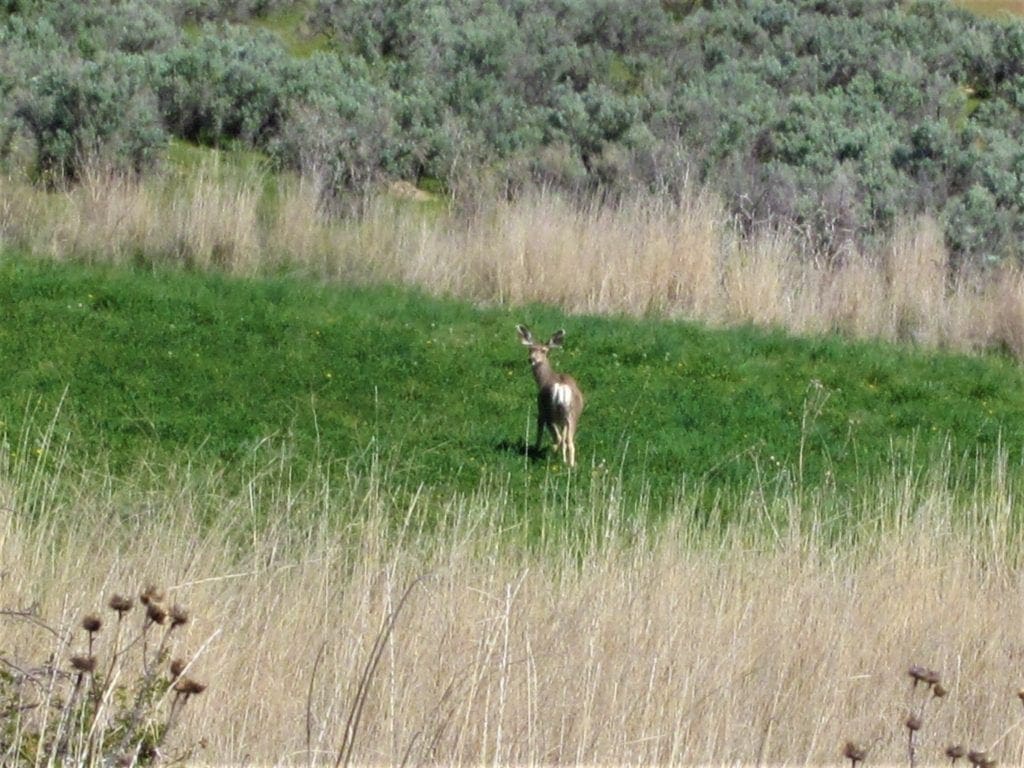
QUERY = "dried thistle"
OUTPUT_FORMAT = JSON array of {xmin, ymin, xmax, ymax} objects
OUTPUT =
[
  {"xmin": 108, "ymin": 594, "xmax": 133, "ymax": 614},
  {"xmin": 70, "ymin": 654, "xmax": 97, "ymax": 674},
  {"xmin": 140, "ymin": 584, "xmax": 164, "ymax": 606},
  {"xmin": 908, "ymin": 664, "xmax": 930, "ymax": 687},
  {"xmin": 967, "ymin": 750, "xmax": 995, "ymax": 768},
  {"xmin": 173, "ymin": 677, "xmax": 206, "ymax": 696},
  {"xmin": 169, "ymin": 658, "xmax": 187, "ymax": 678},
  {"xmin": 843, "ymin": 740, "xmax": 867, "ymax": 766},
  {"xmin": 908, "ymin": 664, "xmax": 941, "ymax": 689},
  {"xmin": 947, "ymin": 744, "xmax": 966, "ymax": 763},
  {"xmin": 933, "ymin": 682, "xmax": 949, "ymax": 699},
  {"xmin": 81, "ymin": 614, "xmax": 102, "ymax": 633},
  {"xmin": 905, "ymin": 713, "xmax": 923, "ymax": 732},
  {"xmin": 145, "ymin": 601, "xmax": 167, "ymax": 626},
  {"xmin": 169, "ymin": 605, "xmax": 189, "ymax": 629}
]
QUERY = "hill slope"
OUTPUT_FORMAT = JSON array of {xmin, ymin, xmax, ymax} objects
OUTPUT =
[
  {"xmin": 6, "ymin": 1, "xmax": 1024, "ymax": 266},
  {"xmin": 4, "ymin": 254, "xmax": 1024, "ymax": 521}
]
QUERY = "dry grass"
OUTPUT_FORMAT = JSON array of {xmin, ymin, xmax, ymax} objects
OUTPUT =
[
  {"xmin": 3, "ymin": 447, "xmax": 1024, "ymax": 765},
  {"xmin": 957, "ymin": 0, "xmax": 1024, "ymax": 18},
  {"xmin": 4, "ymin": 164, "xmax": 1024, "ymax": 361},
  {"xmin": 4, "ymin": 166, "xmax": 1024, "ymax": 763}
]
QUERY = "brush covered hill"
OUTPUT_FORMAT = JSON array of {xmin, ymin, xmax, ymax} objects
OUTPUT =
[{"xmin": 3, "ymin": 0, "xmax": 1024, "ymax": 268}]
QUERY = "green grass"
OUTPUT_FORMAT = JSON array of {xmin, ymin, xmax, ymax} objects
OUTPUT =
[
  {"xmin": 165, "ymin": 138, "xmax": 271, "ymax": 178},
  {"xmin": 4, "ymin": 252, "xmax": 1024, "ymax": 526},
  {"xmin": 249, "ymin": 2, "xmax": 331, "ymax": 58}
]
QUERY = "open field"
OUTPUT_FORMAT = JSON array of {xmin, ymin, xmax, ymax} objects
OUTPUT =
[
  {"xmin": 4, "ymin": 448, "xmax": 1024, "ymax": 765},
  {"xmin": 5, "ymin": 136, "xmax": 1024, "ymax": 765},
  {"xmin": 3, "ymin": 251, "xmax": 1024, "ymax": 763},
  {"xmin": 5, "ymin": 253, "xmax": 1024, "ymax": 518}
]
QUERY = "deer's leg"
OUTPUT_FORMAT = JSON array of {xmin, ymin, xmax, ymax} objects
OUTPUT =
[
  {"xmin": 551, "ymin": 423, "xmax": 564, "ymax": 454},
  {"xmin": 535, "ymin": 412, "xmax": 546, "ymax": 451},
  {"xmin": 565, "ymin": 420, "xmax": 576, "ymax": 467},
  {"xmin": 544, "ymin": 421, "xmax": 561, "ymax": 456}
]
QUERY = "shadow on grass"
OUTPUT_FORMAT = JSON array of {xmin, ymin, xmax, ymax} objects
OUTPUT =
[{"xmin": 495, "ymin": 439, "xmax": 547, "ymax": 462}]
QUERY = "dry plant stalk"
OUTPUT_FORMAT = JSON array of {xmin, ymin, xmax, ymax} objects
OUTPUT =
[
  {"xmin": 0, "ymin": 586, "xmax": 206, "ymax": 766},
  {"xmin": 3, "ymin": 165, "xmax": 1024, "ymax": 359},
  {"xmin": 2, "ymin": 452, "xmax": 1024, "ymax": 764}
]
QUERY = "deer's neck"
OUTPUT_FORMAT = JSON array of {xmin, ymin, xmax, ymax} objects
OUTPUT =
[{"xmin": 532, "ymin": 359, "xmax": 557, "ymax": 388}]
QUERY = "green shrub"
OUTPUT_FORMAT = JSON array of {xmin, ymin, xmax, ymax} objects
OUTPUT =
[
  {"xmin": 153, "ymin": 26, "xmax": 291, "ymax": 147},
  {"xmin": 13, "ymin": 53, "xmax": 166, "ymax": 182},
  {"xmin": 7, "ymin": 0, "xmax": 1024, "ymax": 267}
]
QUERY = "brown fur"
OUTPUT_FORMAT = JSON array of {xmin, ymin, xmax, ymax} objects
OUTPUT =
[{"xmin": 516, "ymin": 325, "xmax": 585, "ymax": 467}]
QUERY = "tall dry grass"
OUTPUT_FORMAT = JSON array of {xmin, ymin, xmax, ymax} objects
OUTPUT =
[
  {"xmin": 4, "ymin": 443, "xmax": 1024, "ymax": 765},
  {"xmin": 4, "ymin": 165, "xmax": 1024, "ymax": 358}
]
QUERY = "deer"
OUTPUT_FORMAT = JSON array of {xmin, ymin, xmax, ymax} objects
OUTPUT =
[{"xmin": 516, "ymin": 324, "xmax": 585, "ymax": 467}]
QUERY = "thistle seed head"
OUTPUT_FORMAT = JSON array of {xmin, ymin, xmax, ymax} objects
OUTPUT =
[
  {"xmin": 108, "ymin": 594, "xmax": 133, "ymax": 614},
  {"xmin": 140, "ymin": 585, "xmax": 164, "ymax": 606},
  {"xmin": 843, "ymin": 740, "xmax": 867, "ymax": 765},
  {"xmin": 905, "ymin": 713, "xmax": 923, "ymax": 732},
  {"xmin": 145, "ymin": 601, "xmax": 167, "ymax": 625},
  {"xmin": 70, "ymin": 654, "xmax": 97, "ymax": 673},
  {"xmin": 81, "ymin": 614, "xmax": 102, "ymax": 633},
  {"xmin": 170, "ymin": 658, "xmax": 186, "ymax": 678},
  {"xmin": 947, "ymin": 744, "xmax": 967, "ymax": 761},
  {"xmin": 933, "ymin": 682, "xmax": 949, "ymax": 698},
  {"xmin": 173, "ymin": 677, "xmax": 207, "ymax": 696},
  {"xmin": 169, "ymin": 605, "xmax": 189, "ymax": 629},
  {"xmin": 908, "ymin": 664, "xmax": 941, "ymax": 688}
]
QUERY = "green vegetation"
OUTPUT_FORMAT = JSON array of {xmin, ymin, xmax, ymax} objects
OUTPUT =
[
  {"xmin": 7, "ymin": 1, "xmax": 1024, "ymax": 266},
  {"xmin": 4, "ymin": 253, "xmax": 1024, "ymax": 525}
]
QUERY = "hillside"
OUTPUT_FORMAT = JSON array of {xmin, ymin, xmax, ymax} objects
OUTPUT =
[
  {"xmin": 5, "ymin": 253, "xmax": 1024, "ymax": 523},
  {"xmin": 6, "ymin": 252, "xmax": 1024, "ymax": 766},
  {"xmin": 4, "ymin": 0, "xmax": 1024, "ymax": 268},
  {"xmin": 8, "ymin": 5, "xmax": 1024, "ymax": 763}
]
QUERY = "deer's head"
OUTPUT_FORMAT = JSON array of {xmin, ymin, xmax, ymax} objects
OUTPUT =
[{"xmin": 516, "ymin": 325, "xmax": 565, "ymax": 372}]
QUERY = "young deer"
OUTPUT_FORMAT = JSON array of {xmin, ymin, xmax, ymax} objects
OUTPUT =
[{"xmin": 516, "ymin": 324, "xmax": 585, "ymax": 467}]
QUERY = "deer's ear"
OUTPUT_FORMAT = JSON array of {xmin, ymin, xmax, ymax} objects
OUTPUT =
[
  {"xmin": 548, "ymin": 329, "xmax": 566, "ymax": 347},
  {"xmin": 516, "ymin": 324, "xmax": 534, "ymax": 345}
]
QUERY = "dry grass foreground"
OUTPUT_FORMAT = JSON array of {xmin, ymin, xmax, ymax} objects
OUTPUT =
[
  {"xmin": 5, "ymin": 165, "xmax": 1024, "ymax": 360},
  {"xmin": 3, "ymin": 451, "xmax": 1024, "ymax": 765}
]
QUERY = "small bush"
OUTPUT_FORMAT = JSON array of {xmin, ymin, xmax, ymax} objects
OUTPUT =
[
  {"xmin": 153, "ymin": 26, "xmax": 291, "ymax": 148},
  {"xmin": 14, "ymin": 53, "xmax": 165, "ymax": 183},
  {"xmin": 0, "ymin": 587, "xmax": 206, "ymax": 765}
]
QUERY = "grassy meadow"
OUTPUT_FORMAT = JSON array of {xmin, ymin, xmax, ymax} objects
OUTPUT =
[
  {"xmin": 7, "ymin": 72, "xmax": 1024, "ymax": 765},
  {"xmin": 5, "ymin": 252, "xmax": 1024, "ymax": 517},
  {"xmin": 4, "ymin": 231, "xmax": 1024, "ymax": 764},
  {"xmin": 9, "ymin": 1, "xmax": 1024, "ymax": 765}
]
